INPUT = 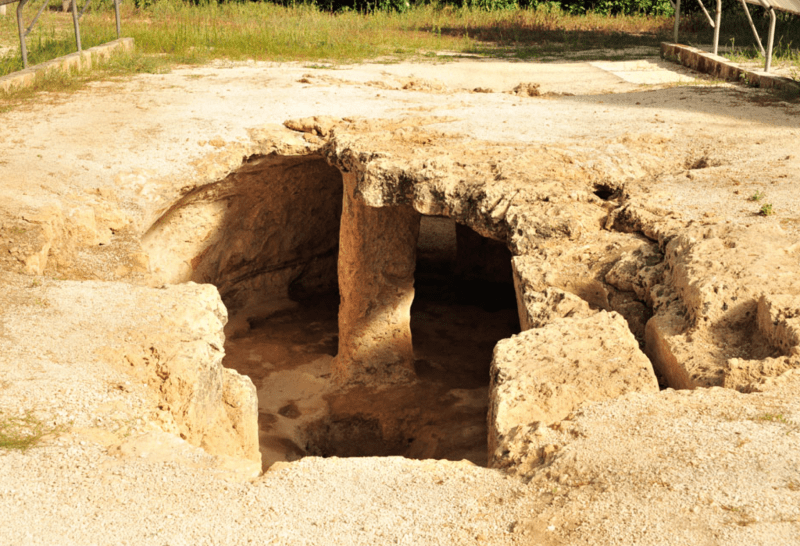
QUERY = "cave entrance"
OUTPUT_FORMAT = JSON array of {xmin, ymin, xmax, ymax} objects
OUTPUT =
[
  {"xmin": 301, "ymin": 216, "xmax": 520, "ymax": 467},
  {"xmin": 221, "ymin": 211, "xmax": 519, "ymax": 470},
  {"xmin": 412, "ymin": 217, "xmax": 520, "ymax": 389},
  {"xmin": 145, "ymin": 155, "xmax": 520, "ymax": 470}
]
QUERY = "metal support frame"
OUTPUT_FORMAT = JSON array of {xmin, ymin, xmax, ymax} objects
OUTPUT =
[
  {"xmin": 1, "ymin": 0, "xmax": 121, "ymax": 69},
  {"xmin": 766, "ymin": 6, "xmax": 777, "ymax": 71},
  {"xmin": 71, "ymin": 0, "xmax": 81, "ymax": 53},
  {"xmin": 673, "ymin": 0, "xmax": 795, "ymax": 73},
  {"xmin": 673, "ymin": 0, "xmax": 723, "ymax": 54},
  {"xmin": 740, "ymin": 0, "xmax": 767, "ymax": 56}
]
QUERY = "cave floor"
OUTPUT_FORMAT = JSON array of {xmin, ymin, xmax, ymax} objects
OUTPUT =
[{"xmin": 223, "ymin": 283, "xmax": 519, "ymax": 470}]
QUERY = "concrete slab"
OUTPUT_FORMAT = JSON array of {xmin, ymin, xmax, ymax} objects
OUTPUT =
[
  {"xmin": 590, "ymin": 59, "xmax": 698, "ymax": 85},
  {"xmin": 661, "ymin": 42, "xmax": 800, "ymax": 93}
]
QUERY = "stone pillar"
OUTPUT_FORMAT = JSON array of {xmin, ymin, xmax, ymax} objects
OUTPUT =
[{"xmin": 334, "ymin": 172, "xmax": 420, "ymax": 384}]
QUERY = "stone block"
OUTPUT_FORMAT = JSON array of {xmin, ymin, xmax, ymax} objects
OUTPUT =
[{"xmin": 489, "ymin": 310, "xmax": 658, "ymax": 469}]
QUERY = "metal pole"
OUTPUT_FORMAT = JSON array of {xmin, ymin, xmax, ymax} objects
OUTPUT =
[
  {"xmin": 740, "ymin": 0, "xmax": 766, "ymax": 57},
  {"xmin": 71, "ymin": 0, "xmax": 81, "ymax": 52},
  {"xmin": 78, "ymin": 0, "xmax": 90, "ymax": 18},
  {"xmin": 25, "ymin": 0, "xmax": 51, "ymax": 38},
  {"xmin": 16, "ymin": 0, "xmax": 29, "ymax": 68},
  {"xmin": 673, "ymin": 0, "xmax": 681, "ymax": 43},
  {"xmin": 114, "ymin": 0, "xmax": 120, "ymax": 38},
  {"xmin": 765, "ymin": 7, "xmax": 776, "ymax": 72},
  {"xmin": 696, "ymin": 0, "xmax": 716, "ymax": 29},
  {"xmin": 712, "ymin": 0, "xmax": 721, "ymax": 55}
]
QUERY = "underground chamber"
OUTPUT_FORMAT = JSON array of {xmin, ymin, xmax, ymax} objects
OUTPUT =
[{"xmin": 142, "ymin": 154, "xmax": 521, "ymax": 469}]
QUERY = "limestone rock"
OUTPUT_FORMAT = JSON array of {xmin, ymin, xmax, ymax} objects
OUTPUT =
[
  {"xmin": 488, "ymin": 310, "xmax": 659, "ymax": 471},
  {"xmin": 142, "ymin": 154, "xmax": 343, "ymax": 314},
  {"xmin": 513, "ymin": 286, "xmax": 593, "ymax": 331},
  {"xmin": 722, "ymin": 356, "xmax": 800, "ymax": 393},
  {"xmin": 511, "ymin": 233, "xmax": 659, "ymax": 341},
  {"xmin": 99, "ymin": 282, "xmax": 261, "ymax": 463},
  {"xmin": 320, "ymin": 122, "xmax": 661, "ymax": 248},
  {"xmin": 0, "ymin": 274, "xmax": 260, "ymax": 465},
  {"xmin": 756, "ymin": 294, "xmax": 800, "ymax": 355},
  {"xmin": 604, "ymin": 242, "xmax": 663, "ymax": 305},
  {"xmin": 283, "ymin": 116, "xmax": 340, "ymax": 137},
  {"xmin": 510, "ymin": 82, "xmax": 541, "ymax": 97},
  {"xmin": 221, "ymin": 366, "xmax": 261, "ymax": 462},
  {"xmin": 11, "ymin": 198, "xmax": 133, "ymax": 278},
  {"xmin": 644, "ymin": 224, "xmax": 800, "ymax": 388},
  {"xmin": 333, "ymin": 172, "xmax": 420, "ymax": 384}
]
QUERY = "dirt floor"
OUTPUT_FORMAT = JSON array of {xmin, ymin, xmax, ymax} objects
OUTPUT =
[{"xmin": 1, "ymin": 54, "xmax": 800, "ymax": 545}]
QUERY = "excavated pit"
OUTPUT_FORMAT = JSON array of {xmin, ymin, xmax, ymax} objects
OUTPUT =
[
  {"xmin": 135, "ymin": 127, "xmax": 798, "ymax": 479},
  {"xmin": 224, "ymin": 215, "xmax": 519, "ymax": 469},
  {"xmin": 300, "ymin": 218, "xmax": 519, "ymax": 465},
  {"xmin": 143, "ymin": 154, "xmax": 522, "ymax": 469},
  {"xmin": 140, "ymin": 144, "xmax": 702, "ymax": 473}
]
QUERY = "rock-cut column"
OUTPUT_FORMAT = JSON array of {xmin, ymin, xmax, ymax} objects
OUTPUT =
[{"xmin": 334, "ymin": 172, "xmax": 420, "ymax": 383}]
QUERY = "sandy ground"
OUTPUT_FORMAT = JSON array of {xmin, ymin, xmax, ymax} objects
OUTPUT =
[{"xmin": 1, "ymin": 56, "xmax": 800, "ymax": 545}]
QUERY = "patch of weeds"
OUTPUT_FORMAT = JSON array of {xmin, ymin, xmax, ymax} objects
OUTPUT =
[
  {"xmin": 755, "ymin": 412, "xmax": 787, "ymax": 423},
  {"xmin": 101, "ymin": 51, "xmax": 174, "ymax": 75},
  {"xmin": 28, "ymin": 278, "xmax": 41, "ymax": 288},
  {"xmin": 750, "ymin": 190, "xmax": 765, "ymax": 201},
  {"xmin": 662, "ymin": 52, "xmax": 680, "ymax": 63},
  {"xmin": 738, "ymin": 72, "xmax": 759, "ymax": 88},
  {"xmin": 0, "ymin": 411, "xmax": 64, "ymax": 451},
  {"xmin": 760, "ymin": 203, "xmax": 775, "ymax": 216}
]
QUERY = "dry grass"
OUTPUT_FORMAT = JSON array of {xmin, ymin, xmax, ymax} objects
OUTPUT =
[
  {"xmin": 0, "ymin": 411, "xmax": 63, "ymax": 451},
  {"xmin": 0, "ymin": 0, "xmax": 677, "ymax": 77},
  {"xmin": 1, "ymin": 0, "xmax": 798, "ymax": 96}
]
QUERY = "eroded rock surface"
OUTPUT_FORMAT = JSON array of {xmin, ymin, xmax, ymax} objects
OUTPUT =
[
  {"xmin": 143, "ymin": 154, "xmax": 343, "ymax": 317},
  {"xmin": 334, "ymin": 171, "xmax": 420, "ymax": 383},
  {"xmin": 644, "ymin": 223, "xmax": 800, "ymax": 390},
  {"xmin": 2, "ymin": 59, "xmax": 800, "ymax": 545},
  {"xmin": 489, "ymin": 309, "xmax": 659, "ymax": 470},
  {"xmin": 0, "ymin": 274, "xmax": 260, "ymax": 468}
]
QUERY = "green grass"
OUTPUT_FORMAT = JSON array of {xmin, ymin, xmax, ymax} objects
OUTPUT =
[
  {"xmin": 0, "ymin": 411, "xmax": 62, "ymax": 451},
  {"xmin": 0, "ymin": 0, "xmax": 678, "ymax": 76},
  {"xmin": 1, "ymin": 0, "xmax": 799, "ymax": 98}
]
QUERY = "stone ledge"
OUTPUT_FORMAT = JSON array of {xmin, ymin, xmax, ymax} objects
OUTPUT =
[
  {"xmin": 0, "ymin": 37, "xmax": 134, "ymax": 94},
  {"xmin": 661, "ymin": 42, "xmax": 800, "ymax": 92}
]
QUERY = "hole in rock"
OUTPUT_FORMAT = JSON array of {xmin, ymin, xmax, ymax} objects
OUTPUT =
[
  {"xmin": 146, "ymin": 154, "xmax": 519, "ymax": 470},
  {"xmin": 218, "ymin": 209, "xmax": 518, "ymax": 469},
  {"xmin": 301, "ymin": 217, "xmax": 520, "ymax": 466},
  {"xmin": 593, "ymin": 183, "xmax": 616, "ymax": 201}
]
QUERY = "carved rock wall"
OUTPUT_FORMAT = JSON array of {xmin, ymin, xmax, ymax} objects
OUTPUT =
[
  {"xmin": 142, "ymin": 154, "xmax": 343, "ymax": 314},
  {"xmin": 102, "ymin": 282, "xmax": 261, "ymax": 463}
]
